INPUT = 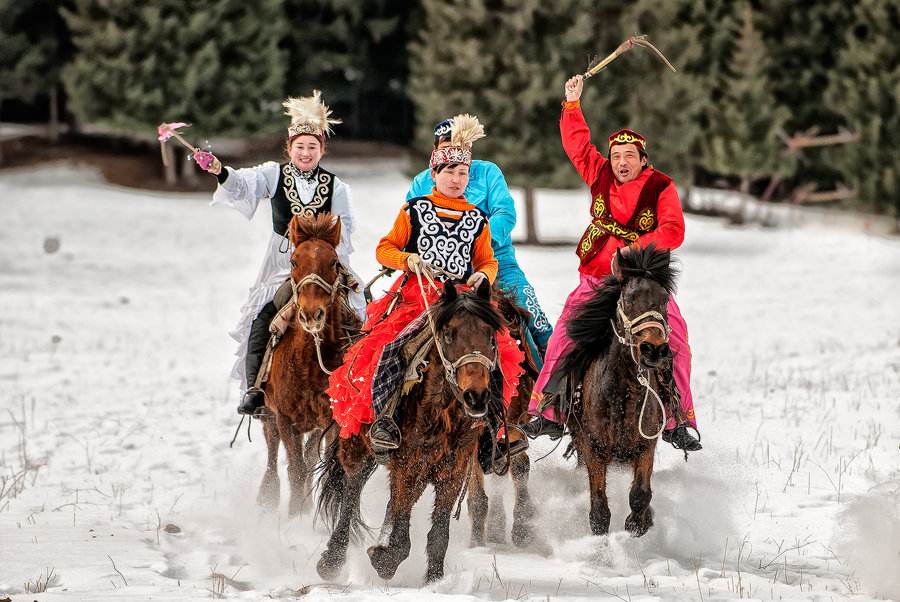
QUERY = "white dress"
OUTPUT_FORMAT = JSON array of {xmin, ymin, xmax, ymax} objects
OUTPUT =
[{"xmin": 211, "ymin": 161, "xmax": 367, "ymax": 388}]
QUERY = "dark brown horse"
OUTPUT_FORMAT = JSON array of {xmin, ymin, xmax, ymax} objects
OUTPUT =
[
  {"xmin": 559, "ymin": 244, "xmax": 677, "ymax": 537},
  {"xmin": 316, "ymin": 279, "xmax": 508, "ymax": 583},
  {"xmin": 466, "ymin": 293, "xmax": 537, "ymax": 548},
  {"xmin": 258, "ymin": 213, "xmax": 361, "ymax": 516}
]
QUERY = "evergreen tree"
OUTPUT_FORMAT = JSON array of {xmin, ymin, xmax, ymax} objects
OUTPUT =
[
  {"xmin": 824, "ymin": 0, "xmax": 900, "ymax": 217},
  {"xmin": 0, "ymin": 0, "xmax": 67, "ymax": 147},
  {"xmin": 409, "ymin": 0, "xmax": 624, "ymax": 242},
  {"xmin": 699, "ymin": 2, "xmax": 792, "ymax": 194},
  {"xmin": 756, "ymin": 0, "xmax": 854, "ymax": 190},
  {"xmin": 62, "ymin": 0, "xmax": 287, "ymax": 140},
  {"xmin": 284, "ymin": 0, "xmax": 414, "ymax": 141}
]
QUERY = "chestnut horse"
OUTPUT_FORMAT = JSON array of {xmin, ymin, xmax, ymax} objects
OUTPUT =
[
  {"xmin": 258, "ymin": 213, "xmax": 361, "ymax": 516},
  {"xmin": 316, "ymin": 279, "xmax": 509, "ymax": 583},
  {"xmin": 466, "ymin": 293, "xmax": 537, "ymax": 548},
  {"xmin": 558, "ymin": 245, "xmax": 677, "ymax": 537}
]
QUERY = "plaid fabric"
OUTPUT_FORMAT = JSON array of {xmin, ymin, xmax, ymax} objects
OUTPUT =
[{"xmin": 371, "ymin": 311, "xmax": 430, "ymax": 415}]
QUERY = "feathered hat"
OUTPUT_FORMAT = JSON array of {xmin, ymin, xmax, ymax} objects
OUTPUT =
[
  {"xmin": 429, "ymin": 114, "xmax": 486, "ymax": 169},
  {"xmin": 282, "ymin": 90, "xmax": 341, "ymax": 141}
]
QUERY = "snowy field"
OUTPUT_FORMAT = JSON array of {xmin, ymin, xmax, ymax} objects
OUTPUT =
[{"xmin": 1, "ymin": 160, "xmax": 898, "ymax": 601}]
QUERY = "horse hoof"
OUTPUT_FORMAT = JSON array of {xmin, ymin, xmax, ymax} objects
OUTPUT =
[
  {"xmin": 367, "ymin": 545, "xmax": 399, "ymax": 580},
  {"xmin": 316, "ymin": 551, "xmax": 344, "ymax": 581},
  {"xmin": 425, "ymin": 567, "xmax": 444, "ymax": 583},
  {"xmin": 624, "ymin": 509, "xmax": 654, "ymax": 537}
]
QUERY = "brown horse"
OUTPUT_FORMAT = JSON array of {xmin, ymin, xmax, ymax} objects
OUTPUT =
[
  {"xmin": 558, "ymin": 244, "xmax": 677, "ymax": 537},
  {"xmin": 316, "ymin": 279, "xmax": 509, "ymax": 583},
  {"xmin": 257, "ymin": 213, "xmax": 361, "ymax": 516},
  {"xmin": 466, "ymin": 293, "xmax": 537, "ymax": 548}
]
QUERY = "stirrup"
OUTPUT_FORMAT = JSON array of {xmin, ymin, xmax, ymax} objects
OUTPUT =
[
  {"xmin": 237, "ymin": 387, "xmax": 266, "ymax": 416},
  {"xmin": 368, "ymin": 416, "xmax": 401, "ymax": 452}
]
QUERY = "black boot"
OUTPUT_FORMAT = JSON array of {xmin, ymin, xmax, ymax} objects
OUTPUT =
[
  {"xmin": 662, "ymin": 425, "xmax": 702, "ymax": 452},
  {"xmin": 239, "ymin": 302, "xmax": 277, "ymax": 416},
  {"xmin": 477, "ymin": 418, "xmax": 529, "ymax": 475},
  {"xmin": 368, "ymin": 414, "xmax": 401, "ymax": 454},
  {"xmin": 238, "ymin": 387, "xmax": 266, "ymax": 415},
  {"xmin": 518, "ymin": 414, "xmax": 565, "ymax": 440}
]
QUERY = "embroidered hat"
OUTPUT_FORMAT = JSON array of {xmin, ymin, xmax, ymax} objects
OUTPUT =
[
  {"xmin": 608, "ymin": 128, "xmax": 647, "ymax": 154},
  {"xmin": 283, "ymin": 90, "xmax": 341, "ymax": 141},
  {"xmin": 429, "ymin": 114, "xmax": 486, "ymax": 169}
]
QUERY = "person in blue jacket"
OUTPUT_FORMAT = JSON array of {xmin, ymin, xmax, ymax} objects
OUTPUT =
[{"xmin": 407, "ymin": 118, "xmax": 552, "ymax": 361}]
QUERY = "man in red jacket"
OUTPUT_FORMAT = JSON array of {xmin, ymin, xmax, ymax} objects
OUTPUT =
[{"xmin": 520, "ymin": 73, "xmax": 701, "ymax": 453}]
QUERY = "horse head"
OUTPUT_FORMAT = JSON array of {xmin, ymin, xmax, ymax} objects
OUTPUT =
[
  {"xmin": 613, "ymin": 244, "xmax": 677, "ymax": 369},
  {"xmin": 287, "ymin": 213, "xmax": 343, "ymax": 334},
  {"xmin": 432, "ymin": 279, "xmax": 502, "ymax": 419}
]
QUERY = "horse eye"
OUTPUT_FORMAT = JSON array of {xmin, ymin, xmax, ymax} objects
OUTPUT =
[
  {"xmin": 443, "ymin": 330, "xmax": 453, "ymax": 344},
  {"xmin": 290, "ymin": 260, "xmax": 297, "ymax": 268}
]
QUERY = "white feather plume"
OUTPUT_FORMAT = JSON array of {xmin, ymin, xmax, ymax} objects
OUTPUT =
[
  {"xmin": 450, "ymin": 114, "xmax": 486, "ymax": 148},
  {"xmin": 282, "ymin": 90, "xmax": 341, "ymax": 137}
]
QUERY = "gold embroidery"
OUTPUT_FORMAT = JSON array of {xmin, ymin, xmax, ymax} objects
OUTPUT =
[
  {"xmin": 637, "ymin": 208, "xmax": 655, "ymax": 231},
  {"xmin": 592, "ymin": 194, "xmax": 606, "ymax": 218}
]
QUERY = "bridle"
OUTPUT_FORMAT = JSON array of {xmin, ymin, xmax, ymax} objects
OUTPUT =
[
  {"xmin": 414, "ymin": 264, "xmax": 498, "ymax": 397},
  {"xmin": 611, "ymin": 294, "xmax": 671, "ymax": 440},
  {"xmin": 290, "ymin": 269, "xmax": 348, "ymax": 375}
]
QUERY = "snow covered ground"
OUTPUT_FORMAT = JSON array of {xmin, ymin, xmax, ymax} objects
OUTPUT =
[{"xmin": 1, "ymin": 160, "xmax": 898, "ymax": 601}]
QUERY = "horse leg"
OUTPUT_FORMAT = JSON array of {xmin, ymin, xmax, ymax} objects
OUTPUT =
[
  {"xmin": 256, "ymin": 414, "xmax": 281, "ymax": 510},
  {"xmin": 510, "ymin": 452, "xmax": 535, "ymax": 547},
  {"xmin": 425, "ymin": 463, "xmax": 468, "ymax": 583},
  {"xmin": 368, "ymin": 469, "xmax": 425, "ymax": 581},
  {"xmin": 585, "ymin": 451, "xmax": 611, "ymax": 536},
  {"xmin": 466, "ymin": 462, "xmax": 488, "ymax": 547},
  {"xmin": 277, "ymin": 416, "xmax": 308, "ymax": 517},
  {"xmin": 317, "ymin": 437, "xmax": 375, "ymax": 580},
  {"xmin": 301, "ymin": 428, "xmax": 323, "ymax": 509},
  {"xmin": 624, "ymin": 445, "xmax": 655, "ymax": 537}
]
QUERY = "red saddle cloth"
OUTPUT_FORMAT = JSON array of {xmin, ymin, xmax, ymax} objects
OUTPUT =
[{"xmin": 327, "ymin": 276, "xmax": 524, "ymax": 439}]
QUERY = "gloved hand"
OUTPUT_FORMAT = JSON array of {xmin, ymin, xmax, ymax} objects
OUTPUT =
[
  {"xmin": 193, "ymin": 150, "xmax": 222, "ymax": 175},
  {"xmin": 406, "ymin": 253, "xmax": 423, "ymax": 273},
  {"xmin": 466, "ymin": 271, "xmax": 487, "ymax": 289}
]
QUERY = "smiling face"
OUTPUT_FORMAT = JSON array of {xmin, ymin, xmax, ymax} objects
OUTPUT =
[
  {"xmin": 609, "ymin": 143, "xmax": 647, "ymax": 184},
  {"xmin": 288, "ymin": 135, "xmax": 324, "ymax": 171},
  {"xmin": 431, "ymin": 163, "xmax": 470, "ymax": 198}
]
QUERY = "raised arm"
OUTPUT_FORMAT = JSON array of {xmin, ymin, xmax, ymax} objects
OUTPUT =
[
  {"xmin": 560, "ymin": 74, "xmax": 607, "ymax": 187},
  {"xmin": 209, "ymin": 161, "xmax": 280, "ymax": 220}
]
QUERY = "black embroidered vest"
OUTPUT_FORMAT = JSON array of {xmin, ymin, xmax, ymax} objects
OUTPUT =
[
  {"xmin": 270, "ymin": 164, "xmax": 335, "ymax": 236},
  {"xmin": 576, "ymin": 163, "xmax": 672, "ymax": 266},
  {"xmin": 403, "ymin": 196, "xmax": 487, "ymax": 280}
]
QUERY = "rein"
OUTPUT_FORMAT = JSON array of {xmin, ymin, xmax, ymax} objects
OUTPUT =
[{"xmin": 611, "ymin": 296, "xmax": 669, "ymax": 440}]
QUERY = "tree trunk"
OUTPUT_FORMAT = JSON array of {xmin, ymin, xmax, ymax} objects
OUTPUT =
[
  {"xmin": 162, "ymin": 141, "xmax": 177, "ymax": 185},
  {"xmin": 49, "ymin": 86, "xmax": 59, "ymax": 143},
  {"xmin": 523, "ymin": 185, "xmax": 539, "ymax": 245}
]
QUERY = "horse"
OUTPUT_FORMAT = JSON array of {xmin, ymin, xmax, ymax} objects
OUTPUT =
[
  {"xmin": 559, "ymin": 244, "xmax": 678, "ymax": 537},
  {"xmin": 257, "ymin": 213, "xmax": 361, "ymax": 516},
  {"xmin": 316, "ymin": 278, "xmax": 511, "ymax": 583},
  {"xmin": 465, "ymin": 292, "xmax": 538, "ymax": 548}
]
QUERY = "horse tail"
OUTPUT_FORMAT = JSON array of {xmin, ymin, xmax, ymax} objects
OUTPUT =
[
  {"xmin": 314, "ymin": 435, "xmax": 345, "ymax": 532},
  {"xmin": 314, "ymin": 434, "xmax": 375, "ymax": 541}
]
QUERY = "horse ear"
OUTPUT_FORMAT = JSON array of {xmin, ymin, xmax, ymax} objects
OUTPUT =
[
  {"xmin": 476, "ymin": 277, "xmax": 491, "ymax": 300},
  {"xmin": 288, "ymin": 216, "xmax": 307, "ymax": 247},
  {"xmin": 442, "ymin": 280, "xmax": 457, "ymax": 302},
  {"xmin": 326, "ymin": 215, "xmax": 342, "ymax": 248},
  {"xmin": 611, "ymin": 248, "xmax": 624, "ymax": 282}
]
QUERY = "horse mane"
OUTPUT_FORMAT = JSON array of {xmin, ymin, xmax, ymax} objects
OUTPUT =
[
  {"xmin": 291, "ymin": 212, "xmax": 340, "ymax": 246},
  {"xmin": 559, "ymin": 244, "xmax": 677, "ymax": 378},
  {"xmin": 493, "ymin": 286, "xmax": 531, "ymax": 326},
  {"xmin": 432, "ymin": 288, "xmax": 504, "ymax": 332}
]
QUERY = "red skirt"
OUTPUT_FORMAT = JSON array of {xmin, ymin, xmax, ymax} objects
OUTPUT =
[{"xmin": 327, "ymin": 276, "xmax": 525, "ymax": 439}]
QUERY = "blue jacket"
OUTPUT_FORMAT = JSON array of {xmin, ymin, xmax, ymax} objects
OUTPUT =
[{"xmin": 407, "ymin": 160, "xmax": 517, "ymax": 260}]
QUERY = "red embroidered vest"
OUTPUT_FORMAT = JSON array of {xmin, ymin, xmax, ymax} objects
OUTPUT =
[{"xmin": 576, "ymin": 163, "xmax": 672, "ymax": 266}]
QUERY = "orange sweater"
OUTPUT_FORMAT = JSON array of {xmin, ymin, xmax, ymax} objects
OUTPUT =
[{"xmin": 376, "ymin": 189, "xmax": 499, "ymax": 282}]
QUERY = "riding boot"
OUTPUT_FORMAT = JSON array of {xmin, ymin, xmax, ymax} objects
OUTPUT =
[
  {"xmin": 477, "ymin": 414, "xmax": 529, "ymax": 475},
  {"xmin": 662, "ymin": 425, "xmax": 702, "ymax": 452},
  {"xmin": 519, "ymin": 371, "xmax": 569, "ymax": 440},
  {"xmin": 368, "ymin": 392, "xmax": 402, "ymax": 457},
  {"xmin": 656, "ymin": 361, "xmax": 701, "ymax": 453},
  {"xmin": 238, "ymin": 301, "xmax": 277, "ymax": 416}
]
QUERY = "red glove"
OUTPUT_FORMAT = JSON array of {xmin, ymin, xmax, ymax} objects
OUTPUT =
[{"xmin": 193, "ymin": 150, "xmax": 221, "ymax": 174}]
